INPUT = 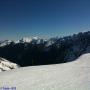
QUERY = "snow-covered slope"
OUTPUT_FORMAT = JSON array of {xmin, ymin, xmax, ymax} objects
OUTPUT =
[
  {"xmin": 19, "ymin": 37, "xmax": 33, "ymax": 43},
  {"xmin": 0, "ymin": 57, "xmax": 19, "ymax": 72},
  {"xmin": 0, "ymin": 40, "xmax": 12, "ymax": 47},
  {"xmin": 0, "ymin": 53, "xmax": 90, "ymax": 90}
]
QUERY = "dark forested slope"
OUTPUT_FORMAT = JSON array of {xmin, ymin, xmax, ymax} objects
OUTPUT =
[{"xmin": 0, "ymin": 31, "xmax": 90, "ymax": 66}]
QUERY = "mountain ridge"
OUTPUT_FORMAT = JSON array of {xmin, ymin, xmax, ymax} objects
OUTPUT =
[{"xmin": 0, "ymin": 31, "xmax": 90, "ymax": 66}]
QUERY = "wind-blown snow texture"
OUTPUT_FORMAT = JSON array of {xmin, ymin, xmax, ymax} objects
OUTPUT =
[
  {"xmin": 0, "ymin": 53, "xmax": 90, "ymax": 90},
  {"xmin": 0, "ymin": 57, "xmax": 19, "ymax": 72}
]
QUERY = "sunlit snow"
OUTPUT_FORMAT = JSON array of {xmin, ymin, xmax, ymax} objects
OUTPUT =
[{"xmin": 0, "ymin": 53, "xmax": 90, "ymax": 90}]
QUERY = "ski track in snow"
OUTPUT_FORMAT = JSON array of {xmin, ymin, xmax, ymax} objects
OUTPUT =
[{"xmin": 0, "ymin": 53, "xmax": 90, "ymax": 90}]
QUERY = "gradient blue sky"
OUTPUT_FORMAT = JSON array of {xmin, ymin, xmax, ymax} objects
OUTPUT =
[{"xmin": 0, "ymin": 0, "xmax": 90, "ymax": 40}]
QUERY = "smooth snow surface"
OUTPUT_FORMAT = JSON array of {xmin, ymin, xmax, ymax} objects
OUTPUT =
[{"xmin": 0, "ymin": 53, "xmax": 90, "ymax": 90}]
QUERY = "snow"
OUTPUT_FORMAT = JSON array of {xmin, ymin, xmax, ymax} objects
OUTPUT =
[
  {"xmin": 0, "ymin": 53, "xmax": 90, "ymax": 90},
  {"xmin": 0, "ymin": 57, "xmax": 19, "ymax": 72},
  {"xmin": 21, "ymin": 37, "xmax": 33, "ymax": 43},
  {"xmin": 0, "ymin": 40, "xmax": 12, "ymax": 47}
]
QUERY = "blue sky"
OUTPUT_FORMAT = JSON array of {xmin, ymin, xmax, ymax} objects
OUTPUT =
[{"xmin": 0, "ymin": 0, "xmax": 90, "ymax": 40}]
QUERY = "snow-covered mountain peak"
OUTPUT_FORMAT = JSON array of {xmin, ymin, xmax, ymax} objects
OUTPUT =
[
  {"xmin": 33, "ymin": 37, "xmax": 38, "ymax": 40},
  {"xmin": 20, "ymin": 37, "xmax": 33, "ymax": 43},
  {"xmin": 0, "ymin": 40, "xmax": 12, "ymax": 47},
  {"xmin": 0, "ymin": 36, "xmax": 68, "ymax": 47}
]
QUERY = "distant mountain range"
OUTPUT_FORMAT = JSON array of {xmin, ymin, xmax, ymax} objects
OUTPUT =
[
  {"xmin": 0, "ymin": 31, "xmax": 90, "ymax": 66},
  {"xmin": 0, "ymin": 37, "xmax": 58, "ymax": 47}
]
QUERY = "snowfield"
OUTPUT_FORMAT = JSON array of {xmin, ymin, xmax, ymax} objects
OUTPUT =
[{"xmin": 0, "ymin": 53, "xmax": 90, "ymax": 90}]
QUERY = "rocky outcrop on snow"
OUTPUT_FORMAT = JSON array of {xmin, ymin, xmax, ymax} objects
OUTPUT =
[{"xmin": 0, "ymin": 57, "xmax": 19, "ymax": 72}]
